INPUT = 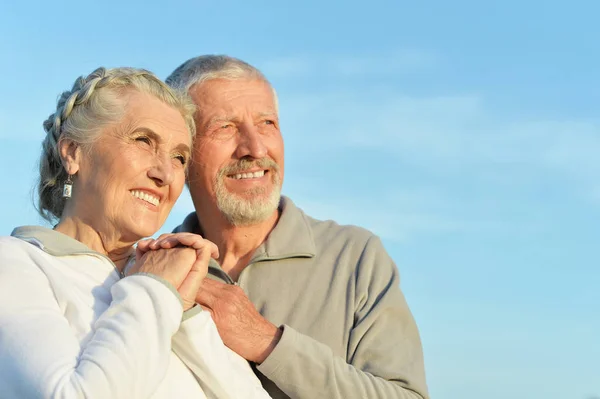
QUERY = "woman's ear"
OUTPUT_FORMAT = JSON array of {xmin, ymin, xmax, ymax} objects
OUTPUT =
[{"xmin": 58, "ymin": 138, "xmax": 82, "ymax": 176}]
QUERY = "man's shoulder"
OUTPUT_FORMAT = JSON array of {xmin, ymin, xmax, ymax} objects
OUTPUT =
[
  {"xmin": 280, "ymin": 196, "xmax": 378, "ymax": 245},
  {"xmin": 172, "ymin": 212, "xmax": 200, "ymax": 233},
  {"xmin": 294, "ymin": 206, "xmax": 395, "ymax": 278},
  {"xmin": 295, "ymin": 206, "xmax": 378, "ymax": 252}
]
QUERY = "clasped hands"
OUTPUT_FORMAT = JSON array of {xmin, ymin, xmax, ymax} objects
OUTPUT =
[{"xmin": 127, "ymin": 233, "xmax": 282, "ymax": 364}]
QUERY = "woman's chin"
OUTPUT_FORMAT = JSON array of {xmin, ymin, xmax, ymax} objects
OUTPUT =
[{"xmin": 121, "ymin": 222, "xmax": 162, "ymax": 242}]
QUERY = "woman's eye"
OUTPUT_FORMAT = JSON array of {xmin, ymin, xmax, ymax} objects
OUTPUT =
[
  {"xmin": 174, "ymin": 154, "xmax": 187, "ymax": 165},
  {"xmin": 136, "ymin": 136, "xmax": 151, "ymax": 145}
]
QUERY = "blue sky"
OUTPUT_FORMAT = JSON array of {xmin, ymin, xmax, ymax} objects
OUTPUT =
[{"xmin": 1, "ymin": 1, "xmax": 598, "ymax": 398}]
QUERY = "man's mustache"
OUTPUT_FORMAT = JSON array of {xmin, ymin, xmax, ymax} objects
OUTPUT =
[{"xmin": 219, "ymin": 158, "xmax": 279, "ymax": 176}]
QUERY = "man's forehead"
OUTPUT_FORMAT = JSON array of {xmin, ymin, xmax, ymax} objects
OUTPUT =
[{"xmin": 191, "ymin": 79, "xmax": 274, "ymax": 102}]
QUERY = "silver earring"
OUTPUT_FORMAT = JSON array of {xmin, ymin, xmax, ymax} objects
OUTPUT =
[{"xmin": 62, "ymin": 175, "xmax": 73, "ymax": 198}]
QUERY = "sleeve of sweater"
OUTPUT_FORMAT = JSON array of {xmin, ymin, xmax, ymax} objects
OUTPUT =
[
  {"xmin": 0, "ymin": 240, "xmax": 183, "ymax": 399},
  {"xmin": 172, "ymin": 307, "xmax": 272, "ymax": 399},
  {"xmin": 256, "ymin": 235, "xmax": 429, "ymax": 399}
]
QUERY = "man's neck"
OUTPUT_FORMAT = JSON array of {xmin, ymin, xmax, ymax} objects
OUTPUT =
[{"xmin": 198, "ymin": 210, "xmax": 280, "ymax": 281}]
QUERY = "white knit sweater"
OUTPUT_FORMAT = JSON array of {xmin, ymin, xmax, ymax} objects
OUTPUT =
[{"xmin": 0, "ymin": 226, "xmax": 270, "ymax": 399}]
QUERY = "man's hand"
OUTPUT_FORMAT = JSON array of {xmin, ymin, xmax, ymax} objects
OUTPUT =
[{"xmin": 196, "ymin": 278, "xmax": 283, "ymax": 364}]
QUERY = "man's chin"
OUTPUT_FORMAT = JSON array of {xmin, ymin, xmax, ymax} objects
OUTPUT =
[
  {"xmin": 216, "ymin": 191, "xmax": 281, "ymax": 226},
  {"xmin": 235, "ymin": 193, "xmax": 272, "ymax": 205}
]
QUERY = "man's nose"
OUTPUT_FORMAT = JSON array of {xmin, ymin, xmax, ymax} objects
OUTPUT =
[{"xmin": 235, "ymin": 123, "xmax": 268, "ymax": 160}]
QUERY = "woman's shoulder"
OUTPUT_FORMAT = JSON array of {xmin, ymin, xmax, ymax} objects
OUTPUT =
[
  {"xmin": 0, "ymin": 227, "xmax": 54, "ymax": 272},
  {"xmin": 2, "ymin": 225, "xmax": 72, "ymax": 257},
  {"xmin": 0, "ymin": 234, "xmax": 40, "ymax": 252}
]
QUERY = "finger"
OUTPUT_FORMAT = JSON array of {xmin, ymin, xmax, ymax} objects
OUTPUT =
[
  {"xmin": 195, "ymin": 246, "xmax": 211, "ymax": 265},
  {"xmin": 156, "ymin": 233, "xmax": 173, "ymax": 240},
  {"xmin": 169, "ymin": 235, "xmax": 219, "ymax": 259},
  {"xmin": 194, "ymin": 240, "xmax": 219, "ymax": 259},
  {"xmin": 137, "ymin": 238, "xmax": 154, "ymax": 250},
  {"xmin": 178, "ymin": 268, "xmax": 206, "ymax": 310},
  {"xmin": 151, "ymin": 234, "xmax": 193, "ymax": 249},
  {"xmin": 206, "ymin": 241, "xmax": 219, "ymax": 259},
  {"xmin": 156, "ymin": 239, "xmax": 210, "ymax": 257},
  {"xmin": 149, "ymin": 233, "xmax": 178, "ymax": 249},
  {"xmin": 164, "ymin": 234, "xmax": 204, "ymax": 248},
  {"xmin": 136, "ymin": 239, "xmax": 155, "ymax": 258},
  {"xmin": 179, "ymin": 250, "xmax": 211, "ymax": 295},
  {"xmin": 152, "ymin": 236, "xmax": 184, "ymax": 249},
  {"xmin": 150, "ymin": 234, "xmax": 206, "ymax": 252}
]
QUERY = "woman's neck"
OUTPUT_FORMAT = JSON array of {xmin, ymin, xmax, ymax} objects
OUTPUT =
[{"xmin": 54, "ymin": 217, "xmax": 135, "ymax": 270}]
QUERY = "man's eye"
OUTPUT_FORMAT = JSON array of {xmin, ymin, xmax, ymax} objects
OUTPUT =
[{"xmin": 264, "ymin": 120, "xmax": 275, "ymax": 125}]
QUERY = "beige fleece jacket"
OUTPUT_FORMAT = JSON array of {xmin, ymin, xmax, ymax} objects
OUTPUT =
[{"xmin": 175, "ymin": 196, "xmax": 429, "ymax": 399}]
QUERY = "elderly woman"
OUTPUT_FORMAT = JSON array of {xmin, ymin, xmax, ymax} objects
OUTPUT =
[{"xmin": 0, "ymin": 67, "xmax": 270, "ymax": 398}]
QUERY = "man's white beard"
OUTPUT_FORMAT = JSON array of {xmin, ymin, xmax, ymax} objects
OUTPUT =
[
  {"xmin": 214, "ymin": 159, "xmax": 282, "ymax": 226},
  {"xmin": 215, "ymin": 183, "xmax": 281, "ymax": 226}
]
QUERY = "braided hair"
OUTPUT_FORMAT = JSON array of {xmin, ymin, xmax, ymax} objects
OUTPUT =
[{"xmin": 38, "ymin": 67, "xmax": 196, "ymax": 222}]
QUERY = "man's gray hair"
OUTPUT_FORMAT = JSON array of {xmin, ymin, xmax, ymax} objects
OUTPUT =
[{"xmin": 165, "ymin": 55, "xmax": 278, "ymax": 111}]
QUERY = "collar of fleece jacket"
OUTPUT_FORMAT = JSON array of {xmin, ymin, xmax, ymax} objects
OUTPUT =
[
  {"xmin": 11, "ymin": 225, "xmax": 132, "ymax": 275},
  {"xmin": 12, "ymin": 225, "xmax": 98, "ymax": 256},
  {"xmin": 174, "ymin": 195, "xmax": 317, "ymax": 281}
]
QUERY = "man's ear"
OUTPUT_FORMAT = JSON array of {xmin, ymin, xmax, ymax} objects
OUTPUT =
[{"xmin": 58, "ymin": 138, "xmax": 82, "ymax": 176}]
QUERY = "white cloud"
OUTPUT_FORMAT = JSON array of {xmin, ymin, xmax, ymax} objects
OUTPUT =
[
  {"xmin": 287, "ymin": 185, "xmax": 539, "ymax": 243},
  {"xmin": 277, "ymin": 77, "xmax": 600, "ymax": 237},
  {"xmin": 265, "ymin": 51, "xmax": 599, "ymax": 181},
  {"xmin": 291, "ymin": 195, "xmax": 461, "ymax": 242},
  {"xmin": 280, "ymin": 88, "xmax": 600, "ymax": 180}
]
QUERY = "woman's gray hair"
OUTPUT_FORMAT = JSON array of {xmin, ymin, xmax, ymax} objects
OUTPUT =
[
  {"xmin": 38, "ymin": 67, "xmax": 197, "ymax": 222},
  {"xmin": 165, "ymin": 55, "xmax": 278, "ymax": 111}
]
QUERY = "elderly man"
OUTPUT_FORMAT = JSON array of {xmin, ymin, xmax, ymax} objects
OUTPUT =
[{"xmin": 166, "ymin": 55, "xmax": 429, "ymax": 399}]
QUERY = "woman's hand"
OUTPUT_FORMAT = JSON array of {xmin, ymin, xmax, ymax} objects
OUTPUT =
[
  {"xmin": 128, "ymin": 235, "xmax": 219, "ymax": 310},
  {"xmin": 136, "ymin": 233, "xmax": 218, "ymax": 258}
]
